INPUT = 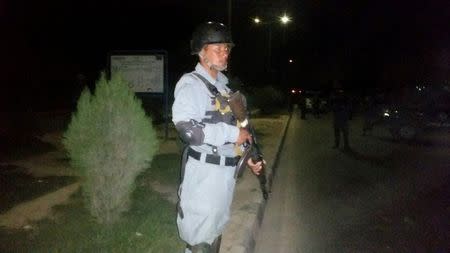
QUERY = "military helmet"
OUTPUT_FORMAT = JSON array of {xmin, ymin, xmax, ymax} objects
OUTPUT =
[{"xmin": 190, "ymin": 21, "xmax": 234, "ymax": 55}]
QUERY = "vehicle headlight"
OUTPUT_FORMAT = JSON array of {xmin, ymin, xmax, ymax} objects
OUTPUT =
[{"xmin": 383, "ymin": 109, "xmax": 390, "ymax": 117}]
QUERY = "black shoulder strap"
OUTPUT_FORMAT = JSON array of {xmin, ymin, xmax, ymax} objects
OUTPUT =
[
  {"xmin": 192, "ymin": 72, "xmax": 220, "ymax": 97},
  {"xmin": 191, "ymin": 72, "xmax": 221, "ymax": 154}
]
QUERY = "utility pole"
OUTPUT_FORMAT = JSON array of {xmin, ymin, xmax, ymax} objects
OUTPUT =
[
  {"xmin": 227, "ymin": 0, "xmax": 232, "ymax": 31},
  {"xmin": 227, "ymin": 0, "xmax": 233, "ymax": 75}
]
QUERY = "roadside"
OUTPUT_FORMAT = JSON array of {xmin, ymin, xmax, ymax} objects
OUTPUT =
[
  {"xmin": 220, "ymin": 114, "xmax": 291, "ymax": 253},
  {"xmin": 0, "ymin": 111, "xmax": 291, "ymax": 252}
]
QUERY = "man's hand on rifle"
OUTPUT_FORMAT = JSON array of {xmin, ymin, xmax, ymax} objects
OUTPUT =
[
  {"xmin": 247, "ymin": 159, "xmax": 265, "ymax": 175},
  {"xmin": 236, "ymin": 128, "xmax": 252, "ymax": 145}
]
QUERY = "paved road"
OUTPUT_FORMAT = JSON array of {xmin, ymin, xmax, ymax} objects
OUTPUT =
[{"xmin": 254, "ymin": 110, "xmax": 450, "ymax": 253}]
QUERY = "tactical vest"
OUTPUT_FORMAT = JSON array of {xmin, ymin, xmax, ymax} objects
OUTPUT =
[
  {"xmin": 192, "ymin": 73, "xmax": 237, "ymax": 127},
  {"xmin": 192, "ymin": 72, "xmax": 243, "ymax": 156}
]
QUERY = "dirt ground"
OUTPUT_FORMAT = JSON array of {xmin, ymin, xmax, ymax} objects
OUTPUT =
[{"xmin": 0, "ymin": 182, "xmax": 80, "ymax": 229}]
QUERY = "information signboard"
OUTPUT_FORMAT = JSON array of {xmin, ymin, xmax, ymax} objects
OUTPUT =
[
  {"xmin": 110, "ymin": 54, "xmax": 164, "ymax": 93},
  {"xmin": 108, "ymin": 50, "xmax": 169, "ymax": 139}
]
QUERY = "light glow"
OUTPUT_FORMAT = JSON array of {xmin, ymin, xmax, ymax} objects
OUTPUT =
[{"xmin": 280, "ymin": 14, "xmax": 291, "ymax": 24}]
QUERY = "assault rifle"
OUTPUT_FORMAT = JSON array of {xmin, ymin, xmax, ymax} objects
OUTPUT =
[{"xmin": 228, "ymin": 91, "xmax": 269, "ymax": 200}]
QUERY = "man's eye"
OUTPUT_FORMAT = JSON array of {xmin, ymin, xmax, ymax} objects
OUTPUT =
[{"xmin": 213, "ymin": 47, "xmax": 230, "ymax": 53}]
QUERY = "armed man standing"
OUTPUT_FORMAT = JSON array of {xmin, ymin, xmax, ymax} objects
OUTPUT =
[{"xmin": 172, "ymin": 21, "xmax": 263, "ymax": 253}]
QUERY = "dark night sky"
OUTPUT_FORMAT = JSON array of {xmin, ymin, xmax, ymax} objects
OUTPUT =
[{"xmin": 1, "ymin": 0, "xmax": 449, "ymax": 110}]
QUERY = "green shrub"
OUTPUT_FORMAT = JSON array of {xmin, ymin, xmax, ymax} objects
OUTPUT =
[
  {"xmin": 249, "ymin": 85, "xmax": 285, "ymax": 113},
  {"xmin": 63, "ymin": 73, "xmax": 158, "ymax": 224}
]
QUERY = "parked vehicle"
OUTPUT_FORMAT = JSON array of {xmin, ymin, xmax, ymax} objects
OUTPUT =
[
  {"xmin": 382, "ymin": 105, "xmax": 425, "ymax": 140},
  {"xmin": 289, "ymin": 89, "xmax": 329, "ymax": 113},
  {"xmin": 301, "ymin": 90, "xmax": 329, "ymax": 113},
  {"xmin": 382, "ymin": 85, "xmax": 450, "ymax": 141}
]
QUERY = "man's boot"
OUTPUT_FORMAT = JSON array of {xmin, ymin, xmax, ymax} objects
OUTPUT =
[
  {"xmin": 188, "ymin": 243, "xmax": 211, "ymax": 253},
  {"xmin": 187, "ymin": 235, "xmax": 222, "ymax": 253}
]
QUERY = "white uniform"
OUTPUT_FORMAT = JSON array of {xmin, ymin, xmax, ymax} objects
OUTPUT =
[{"xmin": 172, "ymin": 63, "xmax": 239, "ymax": 247}]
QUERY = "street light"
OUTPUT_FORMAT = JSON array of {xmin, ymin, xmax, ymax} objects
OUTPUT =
[
  {"xmin": 280, "ymin": 14, "xmax": 291, "ymax": 24},
  {"xmin": 252, "ymin": 14, "xmax": 292, "ymax": 72},
  {"xmin": 252, "ymin": 15, "xmax": 291, "ymax": 25},
  {"xmin": 253, "ymin": 17, "xmax": 261, "ymax": 24}
]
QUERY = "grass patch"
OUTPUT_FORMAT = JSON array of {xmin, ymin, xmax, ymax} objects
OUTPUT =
[
  {"xmin": 252, "ymin": 115, "xmax": 288, "ymax": 151},
  {"xmin": 0, "ymin": 115, "xmax": 288, "ymax": 252},
  {"xmin": 145, "ymin": 153, "xmax": 181, "ymax": 186},
  {"xmin": 0, "ymin": 166, "xmax": 185, "ymax": 253}
]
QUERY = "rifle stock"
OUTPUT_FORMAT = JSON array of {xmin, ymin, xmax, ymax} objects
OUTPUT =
[{"xmin": 228, "ymin": 91, "xmax": 269, "ymax": 200}]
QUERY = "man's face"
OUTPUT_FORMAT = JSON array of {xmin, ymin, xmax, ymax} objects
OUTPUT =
[{"xmin": 201, "ymin": 43, "xmax": 232, "ymax": 71}]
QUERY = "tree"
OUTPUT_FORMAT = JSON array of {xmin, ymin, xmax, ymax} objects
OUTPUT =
[{"xmin": 63, "ymin": 73, "xmax": 158, "ymax": 224}]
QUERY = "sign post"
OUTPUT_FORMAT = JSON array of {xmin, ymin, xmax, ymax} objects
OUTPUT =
[{"xmin": 108, "ymin": 50, "xmax": 169, "ymax": 139}]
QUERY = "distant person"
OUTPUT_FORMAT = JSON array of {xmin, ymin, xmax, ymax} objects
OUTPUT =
[
  {"xmin": 362, "ymin": 95, "xmax": 377, "ymax": 136},
  {"xmin": 312, "ymin": 94, "xmax": 320, "ymax": 118},
  {"xmin": 331, "ymin": 89, "xmax": 351, "ymax": 150},
  {"xmin": 171, "ymin": 21, "xmax": 263, "ymax": 253}
]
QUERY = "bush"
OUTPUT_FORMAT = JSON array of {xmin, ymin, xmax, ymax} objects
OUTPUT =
[
  {"xmin": 63, "ymin": 73, "xmax": 158, "ymax": 224},
  {"xmin": 248, "ymin": 85, "xmax": 285, "ymax": 114}
]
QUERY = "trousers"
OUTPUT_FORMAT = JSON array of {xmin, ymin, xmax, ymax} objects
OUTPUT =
[{"xmin": 177, "ymin": 158, "xmax": 236, "ymax": 246}]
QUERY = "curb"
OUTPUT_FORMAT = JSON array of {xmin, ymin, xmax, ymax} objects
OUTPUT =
[
  {"xmin": 266, "ymin": 112, "xmax": 293, "ymax": 195},
  {"xmin": 220, "ymin": 112, "xmax": 293, "ymax": 253}
]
